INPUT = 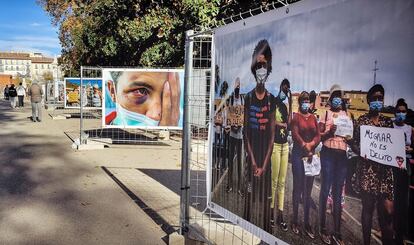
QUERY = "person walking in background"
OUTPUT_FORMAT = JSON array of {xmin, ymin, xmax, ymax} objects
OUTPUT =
[
  {"xmin": 392, "ymin": 98, "xmax": 413, "ymax": 245},
  {"xmin": 270, "ymin": 78, "xmax": 292, "ymax": 231},
  {"xmin": 28, "ymin": 81, "xmax": 43, "ymax": 122},
  {"xmin": 8, "ymin": 84, "xmax": 17, "ymax": 108},
  {"xmin": 243, "ymin": 39, "xmax": 276, "ymax": 233},
  {"xmin": 351, "ymin": 84, "xmax": 394, "ymax": 245},
  {"xmin": 17, "ymin": 82, "xmax": 26, "ymax": 108},
  {"xmin": 318, "ymin": 85, "xmax": 352, "ymax": 245},
  {"xmin": 3, "ymin": 84, "xmax": 9, "ymax": 100},
  {"xmin": 290, "ymin": 91, "xmax": 320, "ymax": 238}
]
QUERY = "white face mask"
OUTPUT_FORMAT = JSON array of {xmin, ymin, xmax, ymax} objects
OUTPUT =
[
  {"xmin": 112, "ymin": 79, "xmax": 159, "ymax": 126},
  {"xmin": 115, "ymin": 104, "xmax": 159, "ymax": 126},
  {"xmin": 255, "ymin": 67, "xmax": 268, "ymax": 84}
]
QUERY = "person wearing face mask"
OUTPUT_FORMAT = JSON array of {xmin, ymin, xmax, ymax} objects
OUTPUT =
[
  {"xmin": 243, "ymin": 39, "xmax": 276, "ymax": 233},
  {"xmin": 226, "ymin": 78, "xmax": 244, "ymax": 196},
  {"xmin": 106, "ymin": 70, "xmax": 181, "ymax": 127},
  {"xmin": 270, "ymin": 78, "xmax": 292, "ymax": 231},
  {"xmin": 290, "ymin": 91, "xmax": 320, "ymax": 238},
  {"xmin": 318, "ymin": 85, "xmax": 351, "ymax": 245},
  {"xmin": 392, "ymin": 98, "xmax": 413, "ymax": 245},
  {"xmin": 350, "ymin": 84, "xmax": 394, "ymax": 245}
]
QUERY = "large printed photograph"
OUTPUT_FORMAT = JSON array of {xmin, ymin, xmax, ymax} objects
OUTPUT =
[
  {"xmin": 102, "ymin": 69, "xmax": 184, "ymax": 129},
  {"xmin": 210, "ymin": 0, "xmax": 414, "ymax": 244},
  {"xmin": 64, "ymin": 78, "xmax": 103, "ymax": 108}
]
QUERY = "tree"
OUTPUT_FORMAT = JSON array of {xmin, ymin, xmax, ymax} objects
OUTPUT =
[
  {"xmin": 42, "ymin": 71, "xmax": 54, "ymax": 82},
  {"xmin": 38, "ymin": 0, "xmax": 290, "ymax": 75}
]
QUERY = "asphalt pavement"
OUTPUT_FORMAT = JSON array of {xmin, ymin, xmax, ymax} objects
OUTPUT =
[{"xmin": 0, "ymin": 99, "xmax": 169, "ymax": 244}]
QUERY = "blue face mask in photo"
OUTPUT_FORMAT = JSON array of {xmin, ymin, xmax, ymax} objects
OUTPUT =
[
  {"xmin": 369, "ymin": 100, "xmax": 383, "ymax": 111},
  {"xmin": 279, "ymin": 91, "xmax": 287, "ymax": 101},
  {"xmin": 301, "ymin": 102, "xmax": 310, "ymax": 112},
  {"xmin": 395, "ymin": 112, "xmax": 407, "ymax": 122},
  {"xmin": 331, "ymin": 97, "xmax": 342, "ymax": 109},
  {"xmin": 112, "ymin": 80, "xmax": 159, "ymax": 127},
  {"xmin": 115, "ymin": 104, "xmax": 159, "ymax": 126}
]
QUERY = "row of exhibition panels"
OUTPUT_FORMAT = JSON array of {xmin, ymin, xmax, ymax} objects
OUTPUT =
[{"xmin": 45, "ymin": 68, "xmax": 211, "ymax": 131}]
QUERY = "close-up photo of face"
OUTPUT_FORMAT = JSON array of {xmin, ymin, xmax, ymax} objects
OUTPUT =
[
  {"xmin": 112, "ymin": 72, "xmax": 167, "ymax": 120},
  {"xmin": 106, "ymin": 70, "xmax": 182, "ymax": 127}
]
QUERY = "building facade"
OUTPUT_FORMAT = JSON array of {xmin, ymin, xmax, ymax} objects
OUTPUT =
[{"xmin": 0, "ymin": 51, "xmax": 62, "ymax": 84}]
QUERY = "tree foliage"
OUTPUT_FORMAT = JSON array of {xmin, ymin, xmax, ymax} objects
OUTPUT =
[
  {"xmin": 38, "ymin": 0, "xmax": 279, "ymax": 75},
  {"xmin": 42, "ymin": 71, "xmax": 54, "ymax": 81}
]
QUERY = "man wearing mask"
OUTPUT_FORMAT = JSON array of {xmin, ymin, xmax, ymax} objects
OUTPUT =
[
  {"xmin": 106, "ymin": 70, "xmax": 181, "ymax": 127},
  {"xmin": 226, "ymin": 78, "xmax": 244, "ymax": 196},
  {"xmin": 243, "ymin": 39, "xmax": 276, "ymax": 233}
]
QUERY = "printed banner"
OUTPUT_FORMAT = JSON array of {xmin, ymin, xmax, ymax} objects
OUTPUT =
[
  {"xmin": 360, "ymin": 125, "xmax": 406, "ymax": 168},
  {"xmin": 102, "ymin": 68, "xmax": 184, "ymax": 129},
  {"xmin": 64, "ymin": 78, "xmax": 103, "ymax": 109},
  {"xmin": 209, "ymin": 0, "xmax": 414, "ymax": 244}
]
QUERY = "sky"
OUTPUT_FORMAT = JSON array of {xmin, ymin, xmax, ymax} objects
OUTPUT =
[
  {"xmin": 0, "ymin": 0, "xmax": 61, "ymax": 56},
  {"xmin": 214, "ymin": 0, "xmax": 414, "ymax": 108}
]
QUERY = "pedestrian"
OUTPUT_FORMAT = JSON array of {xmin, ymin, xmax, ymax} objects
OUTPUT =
[
  {"xmin": 351, "ymin": 84, "xmax": 394, "ymax": 245},
  {"xmin": 17, "ymin": 82, "xmax": 26, "ymax": 108},
  {"xmin": 290, "ymin": 91, "xmax": 320, "ymax": 239},
  {"xmin": 243, "ymin": 39, "xmax": 276, "ymax": 233},
  {"xmin": 318, "ymin": 84, "xmax": 352, "ymax": 245},
  {"xmin": 392, "ymin": 98, "xmax": 413, "ymax": 245},
  {"xmin": 226, "ymin": 78, "xmax": 244, "ymax": 197},
  {"xmin": 270, "ymin": 78, "xmax": 292, "ymax": 231},
  {"xmin": 8, "ymin": 84, "xmax": 17, "ymax": 108},
  {"xmin": 28, "ymin": 81, "xmax": 43, "ymax": 122},
  {"xmin": 3, "ymin": 84, "xmax": 9, "ymax": 100}
]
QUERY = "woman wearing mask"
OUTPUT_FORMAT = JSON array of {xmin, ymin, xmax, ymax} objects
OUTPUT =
[
  {"xmin": 270, "ymin": 78, "xmax": 292, "ymax": 231},
  {"xmin": 393, "ymin": 98, "xmax": 413, "ymax": 245},
  {"xmin": 351, "ymin": 84, "xmax": 394, "ymax": 245},
  {"xmin": 290, "ymin": 91, "xmax": 320, "ymax": 238},
  {"xmin": 243, "ymin": 39, "xmax": 276, "ymax": 233},
  {"xmin": 318, "ymin": 85, "xmax": 351, "ymax": 245}
]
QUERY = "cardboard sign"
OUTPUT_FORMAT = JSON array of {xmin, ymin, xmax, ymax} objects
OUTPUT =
[
  {"xmin": 360, "ymin": 125, "xmax": 406, "ymax": 168},
  {"xmin": 67, "ymin": 91, "xmax": 79, "ymax": 103},
  {"xmin": 334, "ymin": 115, "xmax": 354, "ymax": 138},
  {"xmin": 226, "ymin": 105, "xmax": 244, "ymax": 127}
]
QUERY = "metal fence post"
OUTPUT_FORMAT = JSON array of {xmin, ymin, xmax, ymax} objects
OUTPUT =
[
  {"xmin": 80, "ymin": 65, "xmax": 84, "ymax": 145},
  {"xmin": 180, "ymin": 30, "xmax": 194, "ymax": 234}
]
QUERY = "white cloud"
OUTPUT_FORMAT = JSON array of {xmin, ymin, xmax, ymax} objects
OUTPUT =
[
  {"xmin": 0, "ymin": 35, "xmax": 61, "ymax": 56},
  {"xmin": 30, "ymin": 22, "xmax": 42, "ymax": 27}
]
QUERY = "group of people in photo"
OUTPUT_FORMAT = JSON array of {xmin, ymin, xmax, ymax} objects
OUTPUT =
[
  {"xmin": 213, "ymin": 39, "xmax": 413, "ymax": 245},
  {"xmin": 66, "ymin": 83, "xmax": 102, "ymax": 108}
]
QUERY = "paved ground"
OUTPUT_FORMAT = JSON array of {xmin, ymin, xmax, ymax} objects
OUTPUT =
[{"xmin": 0, "ymin": 99, "xmax": 179, "ymax": 245}]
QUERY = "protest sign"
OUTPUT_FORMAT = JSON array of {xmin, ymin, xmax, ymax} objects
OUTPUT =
[
  {"xmin": 334, "ymin": 115, "xmax": 354, "ymax": 138},
  {"xmin": 360, "ymin": 125, "xmax": 406, "ymax": 168},
  {"xmin": 226, "ymin": 105, "xmax": 244, "ymax": 127}
]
